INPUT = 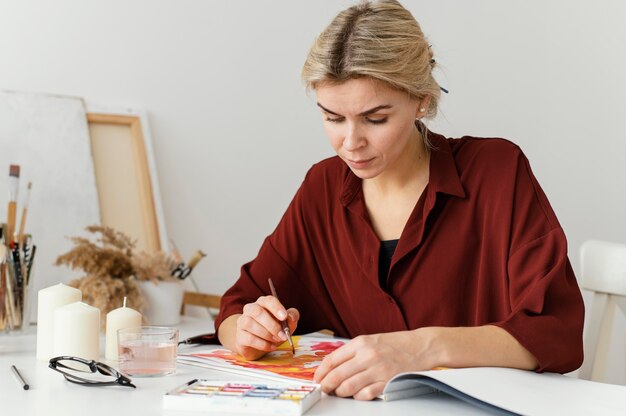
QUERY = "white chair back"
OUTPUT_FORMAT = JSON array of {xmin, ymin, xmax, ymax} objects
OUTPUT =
[
  {"xmin": 578, "ymin": 240, "xmax": 626, "ymax": 381},
  {"xmin": 581, "ymin": 240, "xmax": 626, "ymax": 295}
]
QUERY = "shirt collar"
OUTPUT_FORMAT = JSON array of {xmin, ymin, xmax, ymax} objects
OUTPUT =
[
  {"xmin": 340, "ymin": 127, "xmax": 466, "ymax": 206},
  {"xmin": 426, "ymin": 130, "xmax": 466, "ymax": 199}
]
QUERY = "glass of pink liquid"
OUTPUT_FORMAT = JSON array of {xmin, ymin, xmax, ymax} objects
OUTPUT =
[{"xmin": 117, "ymin": 326, "xmax": 179, "ymax": 377}]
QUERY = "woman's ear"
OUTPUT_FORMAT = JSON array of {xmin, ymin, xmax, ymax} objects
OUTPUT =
[{"xmin": 415, "ymin": 96, "xmax": 432, "ymax": 118}]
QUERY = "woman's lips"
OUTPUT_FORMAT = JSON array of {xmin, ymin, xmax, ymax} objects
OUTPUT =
[{"xmin": 346, "ymin": 157, "xmax": 375, "ymax": 169}]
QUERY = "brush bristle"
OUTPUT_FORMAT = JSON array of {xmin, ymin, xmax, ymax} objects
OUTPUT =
[{"xmin": 9, "ymin": 164, "xmax": 20, "ymax": 177}]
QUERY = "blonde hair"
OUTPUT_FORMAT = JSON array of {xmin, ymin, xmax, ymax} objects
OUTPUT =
[{"xmin": 302, "ymin": 0, "xmax": 441, "ymax": 138}]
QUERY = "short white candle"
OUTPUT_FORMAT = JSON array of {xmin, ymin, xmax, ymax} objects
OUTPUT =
[
  {"xmin": 53, "ymin": 301, "xmax": 100, "ymax": 361},
  {"xmin": 105, "ymin": 297, "xmax": 142, "ymax": 361},
  {"xmin": 36, "ymin": 283, "xmax": 82, "ymax": 361}
]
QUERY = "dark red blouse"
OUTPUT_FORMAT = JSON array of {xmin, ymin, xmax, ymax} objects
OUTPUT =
[{"xmin": 215, "ymin": 131, "xmax": 585, "ymax": 373}]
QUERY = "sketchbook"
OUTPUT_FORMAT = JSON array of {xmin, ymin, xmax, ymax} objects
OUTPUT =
[
  {"xmin": 177, "ymin": 336, "xmax": 346, "ymax": 384},
  {"xmin": 381, "ymin": 367, "xmax": 626, "ymax": 416}
]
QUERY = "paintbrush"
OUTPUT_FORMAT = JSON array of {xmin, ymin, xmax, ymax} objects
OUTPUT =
[
  {"xmin": 268, "ymin": 278, "xmax": 295, "ymax": 354},
  {"xmin": 1, "ymin": 223, "xmax": 9, "ymax": 258},
  {"xmin": 11, "ymin": 242, "xmax": 23, "ymax": 311},
  {"xmin": 17, "ymin": 181, "xmax": 31, "ymax": 244},
  {"xmin": 171, "ymin": 249, "xmax": 207, "ymax": 280},
  {"xmin": 187, "ymin": 250, "xmax": 206, "ymax": 270},
  {"xmin": 0, "ymin": 243, "xmax": 18, "ymax": 328},
  {"xmin": 7, "ymin": 165, "xmax": 20, "ymax": 242},
  {"xmin": 25, "ymin": 244, "xmax": 36, "ymax": 285},
  {"xmin": 1, "ymin": 223, "xmax": 19, "ymax": 328},
  {"xmin": 0, "ymin": 250, "xmax": 5, "ymax": 331}
]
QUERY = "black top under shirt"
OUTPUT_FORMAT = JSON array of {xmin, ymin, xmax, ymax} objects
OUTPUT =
[{"xmin": 378, "ymin": 239, "xmax": 399, "ymax": 290}]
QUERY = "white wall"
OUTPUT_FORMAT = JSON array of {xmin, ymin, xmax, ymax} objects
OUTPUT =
[{"xmin": 1, "ymin": 0, "xmax": 625, "ymax": 382}]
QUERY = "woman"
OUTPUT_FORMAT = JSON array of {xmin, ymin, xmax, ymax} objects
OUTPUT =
[{"xmin": 215, "ymin": 0, "xmax": 584, "ymax": 400}]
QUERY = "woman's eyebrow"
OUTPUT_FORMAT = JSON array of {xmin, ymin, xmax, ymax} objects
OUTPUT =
[{"xmin": 316, "ymin": 103, "xmax": 392, "ymax": 116}]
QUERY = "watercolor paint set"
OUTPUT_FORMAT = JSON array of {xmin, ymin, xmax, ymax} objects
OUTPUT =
[{"xmin": 163, "ymin": 379, "xmax": 322, "ymax": 415}]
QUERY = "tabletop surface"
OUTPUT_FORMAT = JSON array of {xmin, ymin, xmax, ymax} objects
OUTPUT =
[{"xmin": 0, "ymin": 317, "xmax": 488, "ymax": 416}]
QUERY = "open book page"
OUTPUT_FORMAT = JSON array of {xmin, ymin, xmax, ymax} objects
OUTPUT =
[
  {"xmin": 382, "ymin": 367, "xmax": 626, "ymax": 416},
  {"xmin": 177, "ymin": 335, "xmax": 346, "ymax": 384}
]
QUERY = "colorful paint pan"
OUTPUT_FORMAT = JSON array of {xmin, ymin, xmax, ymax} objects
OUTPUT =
[{"xmin": 164, "ymin": 379, "xmax": 322, "ymax": 415}]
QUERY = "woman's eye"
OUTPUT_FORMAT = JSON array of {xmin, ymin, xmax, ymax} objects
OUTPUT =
[
  {"xmin": 366, "ymin": 117, "xmax": 388, "ymax": 124},
  {"xmin": 323, "ymin": 116, "xmax": 387, "ymax": 124}
]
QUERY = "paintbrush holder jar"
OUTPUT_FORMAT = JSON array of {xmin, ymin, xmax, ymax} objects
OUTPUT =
[
  {"xmin": 138, "ymin": 280, "xmax": 184, "ymax": 326},
  {"xmin": 1, "ymin": 261, "xmax": 36, "ymax": 335}
]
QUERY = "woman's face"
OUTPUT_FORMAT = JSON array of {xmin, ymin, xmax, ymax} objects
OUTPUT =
[{"xmin": 315, "ymin": 77, "xmax": 424, "ymax": 180}]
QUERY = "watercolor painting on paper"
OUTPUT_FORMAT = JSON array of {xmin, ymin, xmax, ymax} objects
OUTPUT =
[{"xmin": 177, "ymin": 336, "xmax": 346, "ymax": 383}]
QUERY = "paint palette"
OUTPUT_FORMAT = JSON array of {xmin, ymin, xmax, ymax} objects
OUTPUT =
[{"xmin": 163, "ymin": 379, "xmax": 322, "ymax": 415}]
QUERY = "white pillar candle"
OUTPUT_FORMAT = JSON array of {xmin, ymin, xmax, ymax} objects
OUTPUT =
[
  {"xmin": 36, "ymin": 283, "xmax": 82, "ymax": 361},
  {"xmin": 105, "ymin": 297, "xmax": 142, "ymax": 361},
  {"xmin": 53, "ymin": 301, "xmax": 100, "ymax": 361}
]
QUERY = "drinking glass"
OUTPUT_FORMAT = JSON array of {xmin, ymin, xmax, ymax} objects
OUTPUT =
[{"xmin": 117, "ymin": 326, "xmax": 179, "ymax": 376}]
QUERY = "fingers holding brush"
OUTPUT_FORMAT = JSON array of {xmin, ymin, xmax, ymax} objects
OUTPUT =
[
  {"xmin": 254, "ymin": 295, "xmax": 300, "ymax": 341},
  {"xmin": 216, "ymin": 278, "xmax": 300, "ymax": 361},
  {"xmin": 235, "ymin": 297, "xmax": 299, "ymax": 359},
  {"xmin": 242, "ymin": 298, "xmax": 285, "ymax": 342}
]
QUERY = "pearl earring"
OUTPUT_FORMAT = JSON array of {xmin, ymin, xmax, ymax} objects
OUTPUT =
[{"xmin": 420, "ymin": 107, "xmax": 426, "ymax": 112}]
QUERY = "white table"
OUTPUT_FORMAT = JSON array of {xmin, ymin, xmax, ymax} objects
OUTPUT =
[{"xmin": 0, "ymin": 317, "xmax": 487, "ymax": 416}]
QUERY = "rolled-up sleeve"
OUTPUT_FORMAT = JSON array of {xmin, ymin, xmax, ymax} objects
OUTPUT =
[
  {"xmin": 494, "ymin": 228, "xmax": 584, "ymax": 373},
  {"xmin": 492, "ymin": 150, "xmax": 584, "ymax": 373}
]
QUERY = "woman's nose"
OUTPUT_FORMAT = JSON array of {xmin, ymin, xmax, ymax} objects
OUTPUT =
[{"xmin": 343, "ymin": 122, "xmax": 365, "ymax": 151}]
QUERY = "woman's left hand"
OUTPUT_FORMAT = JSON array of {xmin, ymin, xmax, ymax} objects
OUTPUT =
[
  {"xmin": 313, "ymin": 325, "xmax": 539, "ymax": 400},
  {"xmin": 313, "ymin": 329, "xmax": 437, "ymax": 401}
]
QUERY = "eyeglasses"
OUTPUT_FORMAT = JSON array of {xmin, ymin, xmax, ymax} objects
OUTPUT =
[{"xmin": 49, "ymin": 356, "xmax": 136, "ymax": 388}]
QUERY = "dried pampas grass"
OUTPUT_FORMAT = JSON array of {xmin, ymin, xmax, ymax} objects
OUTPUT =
[
  {"xmin": 68, "ymin": 274, "xmax": 146, "ymax": 326},
  {"xmin": 132, "ymin": 251, "xmax": 179, "ymax": 283},
  {"xmin": 55, "ymin": 225, "xmax": 135, "ymax": 281},
  {"xmin": 55, "ymin": 225, "xmax": 179, "ymax": 327}
]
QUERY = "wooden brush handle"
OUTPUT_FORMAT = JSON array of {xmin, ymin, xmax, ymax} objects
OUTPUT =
[
  {"xmin": 18, "ymin": 207, "xmax": 27, "ymax": 243},
  {"xmin": 7, "ymin": 201, "xmax": 16, "ymax": 242}
]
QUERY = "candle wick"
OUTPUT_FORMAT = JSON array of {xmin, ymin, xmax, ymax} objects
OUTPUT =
[{"xmin": 123, "ymin": 297, "xmax": 127, "ymax": 308}]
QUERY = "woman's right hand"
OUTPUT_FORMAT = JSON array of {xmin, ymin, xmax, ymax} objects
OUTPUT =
[{"xmin": 226, "ymin": 295, "xmax": 300, "ymax": 360}]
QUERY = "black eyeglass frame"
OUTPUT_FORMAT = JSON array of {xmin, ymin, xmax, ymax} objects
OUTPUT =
[{"xmin": 49, "ymin": 356, "xmax": 136, "ymax": 388}]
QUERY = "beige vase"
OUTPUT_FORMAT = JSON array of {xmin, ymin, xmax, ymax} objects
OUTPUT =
[{"xmin": 138, "ymin": 281, "xmax": 184, "ymax": 326}]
